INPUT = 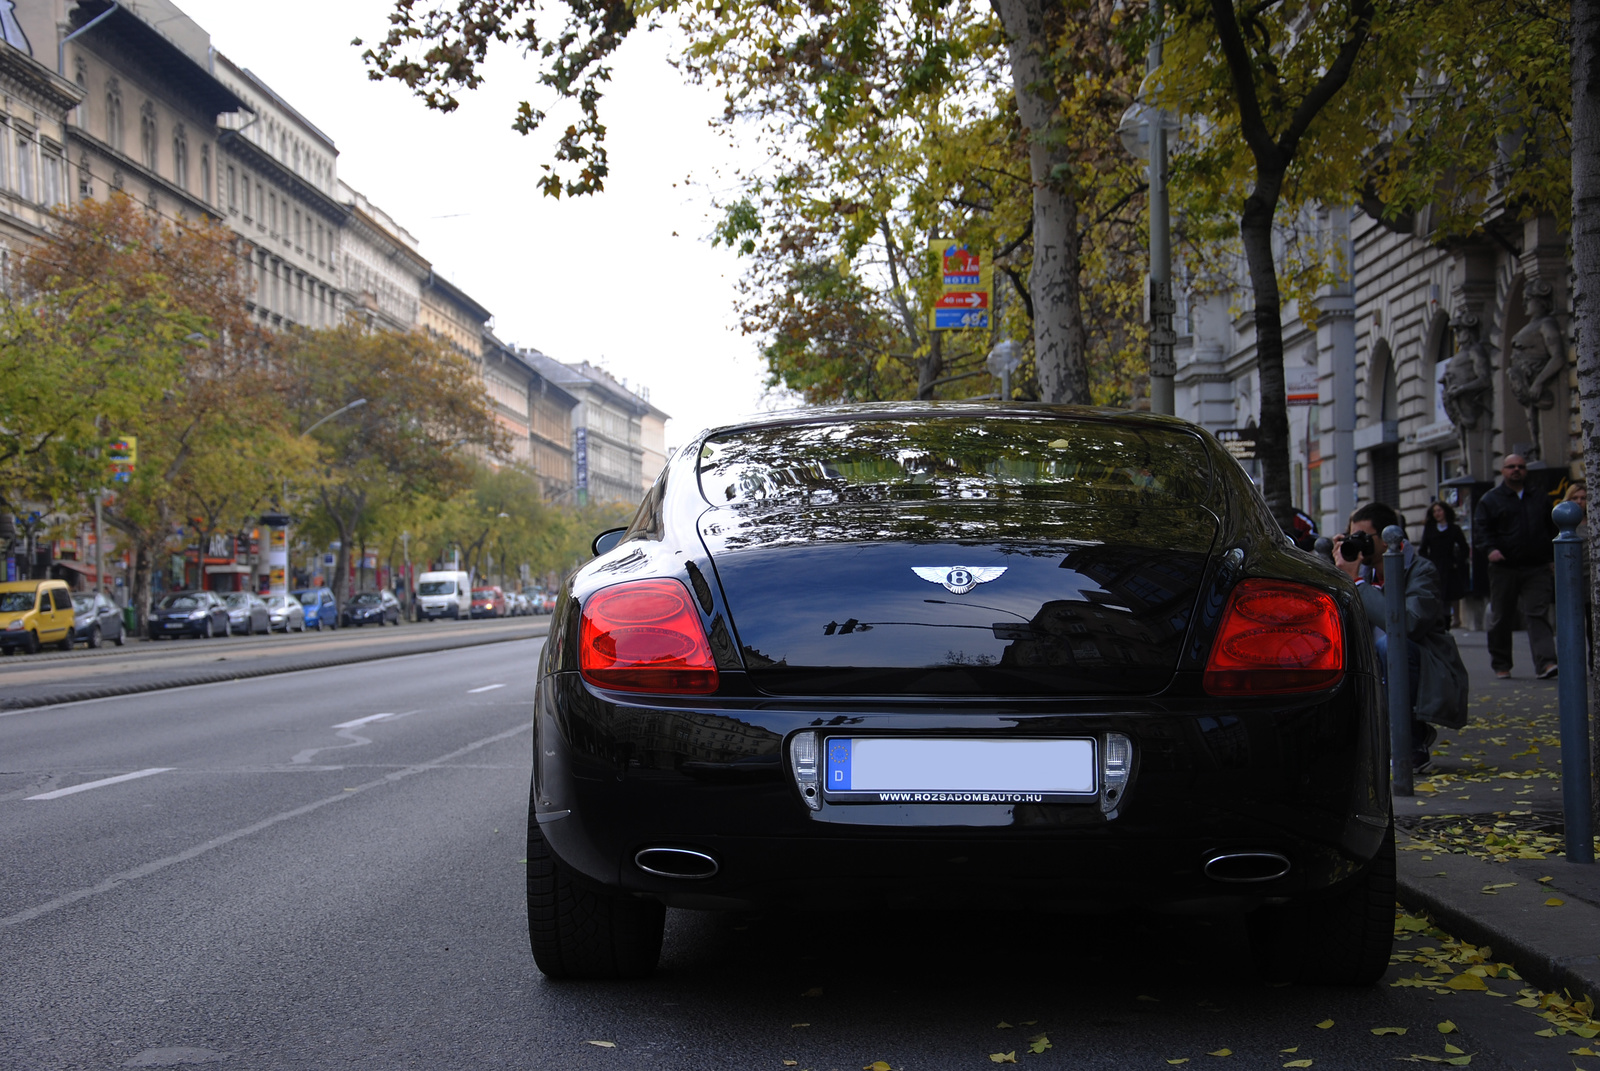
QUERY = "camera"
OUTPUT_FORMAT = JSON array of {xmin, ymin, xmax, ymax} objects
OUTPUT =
[{"xmin": 1339, "ymin": 529, "xmax": 1375, "ymax": 562}]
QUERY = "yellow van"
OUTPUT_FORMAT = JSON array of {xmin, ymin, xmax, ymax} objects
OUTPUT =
[{"xmin": 0, "ymin": 579, "xmax": 76, "ymax": 654}]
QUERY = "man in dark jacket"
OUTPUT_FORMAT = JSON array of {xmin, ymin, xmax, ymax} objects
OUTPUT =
[
  {"xmin": 1334, "ymin": 503, "xmax": 1468, "ymax": 773},
  {"xmin": 1472, "ymin": 454, "xmax": 1557, "ymax": 679}
]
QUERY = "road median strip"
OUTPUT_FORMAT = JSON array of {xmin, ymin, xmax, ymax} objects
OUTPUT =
[{"xmin": 0, "ymin": 624, "xmax": 546, "ymax": 712}]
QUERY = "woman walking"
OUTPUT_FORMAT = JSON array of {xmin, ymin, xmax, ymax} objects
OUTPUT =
[{"xmin": 1420, "ymin": 500, "xmax": 1471, "ymax": 629}]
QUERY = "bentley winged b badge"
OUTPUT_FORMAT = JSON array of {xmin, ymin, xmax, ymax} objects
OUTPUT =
[{"xmin": 912, "ymin": 566, "xmax": 1008, "ymax": 595}]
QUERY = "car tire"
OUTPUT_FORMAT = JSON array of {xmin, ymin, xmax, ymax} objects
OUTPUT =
[
  {"xmin": 200, "ymin": 619, "xmax": 212, "ymax": 640},
  {"xmin": 245, "ymin": 617, "xmax": 254, "ymax": 636},
  {"xmin": 87, "ymin": 625, "xmax": 102, "ymax": 650},
  {"xmin": 23, "ymin": 630, "xmax": 40, "ymax": 655},
  {"xmin": 314, "ymin": 618, "xmax": 322, "ymax": 631},
  {"xmin": 58, "ymin": 630, "xmax": 74, "ymax": 652},
  {"xmin": 526, "ymin": 817, "xmax": 664, "ymax": 980},
  {"xmin": 114, "ymin": 624, "xmax": 125, "ymax": 647},
  {"xmin": 223, "ymin": 619, "xmax": 232, "ymax": 638},
  {"xmin": 1248, "ymin": 822, "xmax": 1396, "ymax": 986}
]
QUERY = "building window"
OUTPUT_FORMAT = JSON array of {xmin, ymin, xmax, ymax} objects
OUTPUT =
[
  {"xmin": 106, "ymin": 80, "xmax": 123, "ymax": 151},
  {"xmin": 78, "ymin": 151, "xmax": 90, "ymax": 199},
  {"xmin": 139, "ymin": 101, "xmax": 155, "ymax": 171},
  {"xmin": 294, "ymin": 209, "xmax": 301, "ymax": 250},
  {"xmin": 41, "ymin": 148, "xmax": 60, "ymax": 206},
  {"xmin": 200, "ymin": 145, "xmax": 211, "ymax": 204},
  {"xmin": 172, "ymin": 125, "xmax": 188, "ymax": 190},
  {"xmin": 255, "ymin": 181, "xmax": 263, "ymax": 228},
  {"xmin": 227, "ymin": 165, "xmax": 237, "ymax": 212},
  {"xmin": 268, "ymin": 192, "xmax": 277, "ymax": 234},
  {"xmin": 16, "ymin": 134, "xmax": 35, "ymax": 202}
]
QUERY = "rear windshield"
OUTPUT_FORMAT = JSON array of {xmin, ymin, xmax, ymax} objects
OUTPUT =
[
  {"xmin": 698, "ymin": 417, "xmax": 1212, "ymax": 507},
  {"xmin": 418, "ymin": 581, "xmax": 455, "ymax": 596}
]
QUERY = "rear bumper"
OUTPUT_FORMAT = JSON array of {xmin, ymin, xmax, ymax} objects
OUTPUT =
[{"xmin": 532, "ymin": 671, "xmax": 1390, "ymax": 912}]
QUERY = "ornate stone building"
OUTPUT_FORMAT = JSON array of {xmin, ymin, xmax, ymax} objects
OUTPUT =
[
  {"xmin": 336, "ymin": 179, "xmax": 424, "ymax": 332},
  {"xmin": 212, "ymin": 54, "xmax": 341, "ymax": 329},
  {"xmin": 520, "ymin": 351, "xmax": 656, "ymax": 507},
  {"xmin": 0, "ymin": 8, "xmax": 81, "ymax": 275}
]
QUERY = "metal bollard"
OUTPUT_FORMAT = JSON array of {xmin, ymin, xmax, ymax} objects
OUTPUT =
[
  {"xmin": 1552, "ymin": 501, "xmax": 1593, "ymax": 864},
  {"xmin": 1383, "ymin": 524, "xmax": 1413, "ymax": 797}
]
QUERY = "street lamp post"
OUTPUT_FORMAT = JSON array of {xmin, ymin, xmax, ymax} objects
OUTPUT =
[
  {"xmin": 264, "ymin": 398, "xmax": 368, "ymax": 600},
  {"xmin": 1118, "ymin": 3, "xmax": 1178, "ymax": 416}
]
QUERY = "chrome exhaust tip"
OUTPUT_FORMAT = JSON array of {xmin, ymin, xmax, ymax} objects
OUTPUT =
[
  {"xmin": 634, "ymin": 847, "xmax": 719, "ymax": 880},
  {"xmin": 1204, "ymin": 851, "xmax": 1291, "ymax": 883}
]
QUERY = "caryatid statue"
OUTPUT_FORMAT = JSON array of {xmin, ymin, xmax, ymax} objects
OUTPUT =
[
  {"xmin": 1441, "ymin": 310, "xmax": 1493, "ymax": 471},
  {"xmin": 1507, "ymin": 277, "xmax": 1568, "ymax": 462}
]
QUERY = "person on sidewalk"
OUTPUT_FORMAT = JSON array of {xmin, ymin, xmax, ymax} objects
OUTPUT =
[
  {"xmin": 1419, "ymin": 499, "xmax": 1471, "ymax": 628},
  {"xmin": 1334, "ymin": 503, "xmax": 1469, "ymax": 773},
  {"xmin": 1473, "ymin": 454, "xmax": 1558, "ymax": 679}
]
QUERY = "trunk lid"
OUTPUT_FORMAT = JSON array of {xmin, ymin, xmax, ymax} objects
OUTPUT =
[{"xmin": 700, "ymin": 500, "xmax": 1218, "ymax": 696}]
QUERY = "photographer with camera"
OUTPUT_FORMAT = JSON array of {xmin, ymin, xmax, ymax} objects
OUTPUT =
[{"xmin": 1333, "ymin": 503, "xmax": 1469, "ymax": 773}]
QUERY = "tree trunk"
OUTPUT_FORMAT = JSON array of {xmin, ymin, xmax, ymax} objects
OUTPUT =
[
  {"xmin": 995, "ymin": 0, "xmax": 1090, "ymax": 404},
  {"xmin": 130, "ymin": 540, "xmax": 153, "ymax": 638},
  {"xmin": 917, "ymin": 332, "xmax": 944, "ymax": 399},
  {"xmin": 331, "ymin": 516, "xmax": 352, "ymax": 604},
  {"xmin": 1572, "ymin": 0, "xmax": 1600, "ymax": 825},
  {"xmin": 1238, "ymin": 178, "xmax": 1295, "ymax": 527}
]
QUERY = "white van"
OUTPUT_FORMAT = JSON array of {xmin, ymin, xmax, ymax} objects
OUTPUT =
[{"xmin": 415, "ymin": 570, "xmax": 471, "ymax": 621}]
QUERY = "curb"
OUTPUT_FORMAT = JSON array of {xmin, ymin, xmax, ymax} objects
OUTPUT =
[
  {"xmin": 0, "ymin": 626, "xmax": 547, "ymax": 711},
  {"xmin": 1396, "ymin": 837, "xmax": 1600, "ymax": 1003}
]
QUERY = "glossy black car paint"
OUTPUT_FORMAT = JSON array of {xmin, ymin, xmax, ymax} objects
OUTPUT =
[{"xmin": 531, "ymin": 403, "xmax": 1387, "ymax": 916}]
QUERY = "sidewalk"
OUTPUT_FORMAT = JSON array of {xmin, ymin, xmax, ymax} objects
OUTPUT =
[{"xmin": 1394, "ymin": 627, "xmax": 1600, "ymax": 1003}]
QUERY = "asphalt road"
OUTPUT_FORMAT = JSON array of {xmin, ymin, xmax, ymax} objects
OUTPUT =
[{"xmin": 2, "ymin": 644, "xmax": 1592, "ymax": 1070}]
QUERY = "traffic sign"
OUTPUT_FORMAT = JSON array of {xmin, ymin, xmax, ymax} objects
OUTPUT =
[{"xmin": 934, "ymin": 291, "xmax": 990, "ymax": 310}]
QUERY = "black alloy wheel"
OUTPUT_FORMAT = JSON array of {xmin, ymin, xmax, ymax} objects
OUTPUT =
[
  {"xmin": 525, "ymin": 812, "xmax": 664, "ymax": 980},
  {"xmin": 87, "ymin": 625, "xmax": 102, "ymax": 649},
  {"xmin": 1248, "ymin": 822, "xmax": 1396, "ymax": 986}
]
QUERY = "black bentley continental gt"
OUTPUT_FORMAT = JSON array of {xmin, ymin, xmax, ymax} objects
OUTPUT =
[{"xmin": 528, "ymin": 403, "xmax": 1391, "ymax": 983}]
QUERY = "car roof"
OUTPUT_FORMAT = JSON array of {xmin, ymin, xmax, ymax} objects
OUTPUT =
[{"xmin": 0, "ymin": 579, "xmax": 65, "ymax": 591}]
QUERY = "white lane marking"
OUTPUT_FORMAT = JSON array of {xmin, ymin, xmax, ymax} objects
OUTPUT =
[
  {"xmin": 26, "ymin": 768, "xmax": 172, "ymax": 800},
  {"xmin": 2, "ymin": 722, "xmax": 531, "ymax": 929},
  {"xmin": 467, "ymin": 683, "xmax": 506, "ymax": 693},
  {"xmin": 333, "ymin": 712, "xmax": 398, "ymax": 729}
]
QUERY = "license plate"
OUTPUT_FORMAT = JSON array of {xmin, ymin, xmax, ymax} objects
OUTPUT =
[
  {"xmin": 823, "ymin": 737, "xmax": 1096, "ymax": 803},
  {"xmin": 164, "ymin": 622, "xmax": 184, "ymax": 629}
]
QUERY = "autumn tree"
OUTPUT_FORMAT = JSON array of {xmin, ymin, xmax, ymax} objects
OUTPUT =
[
  {"xmin": 361, "ymin": 0, "xmax": 1152, "ymax": 405},
  {"xmin": 280, "ymin": 322, "xmax": 508, "ymax": 603},
  {"xmin": 15, "ymin": 194, "xmax": 278, "ymax": 628}
]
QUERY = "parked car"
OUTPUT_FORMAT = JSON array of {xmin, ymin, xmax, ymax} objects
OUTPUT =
[
  {"xmin": 71, "ymin": 590, "xmax": 126, "ymax": 648},
  {"xmin": 416, "ymin": 570, "xmax": 471, "ymax": 621},
  {"xmin": 222, "ymin": 592, "xmax": 272, "ymax": 636},
  {"xmin": 526, "ymin": 403, "xmax": 1390, "ymax": 985},
  {"xmin": 264, "ymin": 593, "xmax": 306, "ymax": 633},
  {"xmin": 291, "ymin": 588, "xmax": 339, "ymax": 631},
  {"xmin": 509, "ymin": 592, "xmax": 530, "ymax": 617},
  {"xmin": 342, "ymin": 589, "xmax": 401, "ymax": 627},
  {"xmin": 1, "ymin": 579, "xmax": 76, "ymax": 654},
  {"xmin": 148, "ymin": 590, "xmax": 231, "ymax": 639},
  {"xmin": 470, "ymin": 586, "xmax": 506, "ymax": 619},
  {"xmin": 533, "ymin": 592, "xmax": 554, "ymax": 615}
]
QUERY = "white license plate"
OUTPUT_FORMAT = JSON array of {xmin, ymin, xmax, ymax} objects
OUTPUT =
[{"xmin": 823, "ymin": 737, "xmax": 1096, "ymax": 803}]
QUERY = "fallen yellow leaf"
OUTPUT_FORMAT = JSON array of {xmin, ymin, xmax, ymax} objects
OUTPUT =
[
  {"xmin": 996, "ymin": 1022, "xmax": 1013, "ymax": 1029},
  {"xmin": 1569, "ymin": 1047, "xmax": 1600, "ymax": 1057},
  {"xmin": 1280, "ymin": 1047, "xmax": 1299, "ymax": 1053},
  {"xmin": 1316, "ymin": 1020, "xmax": 1334, "ymax": 1029},
  {"xmin": 1445, "ymin": 974, "xmax": 1488, "ymax": 991},
  {"xmin": 1538, "ymin": 876, "xmax": 1554, "ymax": 883},
  {"xmin": 864, "ymin": 1063, "xmax": 891, "ymax": 1071},
  {"xmin": 1284, "ymin": 1061, "xmax": 1313, "ymax": 1069},
  {"xmin": 1545, "ymin": 898, "xmax": 1565, "ymax": 907},
  {"xmin": 1438, "ymin": 1021, "xmax": 1457, "ymax": 1034},
  {"xmin": 1166, "ymin": 1061, "xmax": 1188, "ymax": 1067},
  {"xmin": 791, "ymin": 1023, "xmax": 810, "ymax": 1028},
  {"xmin": 1208, "ymin": 1049, "xmax": 1232, "ymax": 1057},
  {"xmin": 1514, "ymin": 997, "xmax": 1541, "ymax": 1008},
  {"xmin": 1573, "ymin": 1025, "xmax": 1600, "ymax": 1038},
  {"xmin": 1018, "ymin": 1021, "xmax": 1038, "ymax": 1026},
  {"xmin": 784, "ymin": 1062, "xmax": 798, "ymax": 1067},
  {"xmin": 1371, "ymin": 1027, "xmax": 1408, "ymax": 1036},
  {"xmin": 1028, "ymin": 1034, "xmax": 1051, "ymax": 1055},
  {"xmin": 1534, "ymin": 1028, "xmax": 1558, "ymax": 1037},
  {"xmin": 988, "ymin": 1054, "xmax": 1016, "ymax": 1065},
  {"xmin": 1481, "ymin": 883, "xmax": 1517, "ymax": 893},
  {"xmin": 802, "ymin": 987, "xmax": 824, "ymax": 997},
  {"xmin": 1444, "ymin": 1043, "xmax": 1464, "ymax": 1054},
  {"xmin": 1138, "ymin": 996, "xmax": 1160, "ymax": 1003},
  {"xmin": 586, "ymin": 1041, "xmax": 616, "ymax": 1048}
]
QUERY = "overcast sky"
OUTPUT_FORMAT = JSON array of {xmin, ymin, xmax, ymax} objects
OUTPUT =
[{"xmin": 175, "ymin": 0, "xmax": 777, "ymax": 449}]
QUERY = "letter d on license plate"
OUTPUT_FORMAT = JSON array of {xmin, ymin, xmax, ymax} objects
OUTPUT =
[{"xmin": 823, "ymin": 737, "xmax": 1096, "ymax": 803}]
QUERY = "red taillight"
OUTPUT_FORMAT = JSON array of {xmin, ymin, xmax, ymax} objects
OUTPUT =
[
  {"xmin": 579, "ymin": 578, "xmax": 719, "ymax": 694},
  {"xmin": 1202, "ymin": 578, "xmax": 1344, "ymax": 695}
]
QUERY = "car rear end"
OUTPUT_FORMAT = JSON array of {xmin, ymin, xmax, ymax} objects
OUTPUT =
[{"xmin": 530, "ymin": 407, "xmax": 1388, "ymax": 980}]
